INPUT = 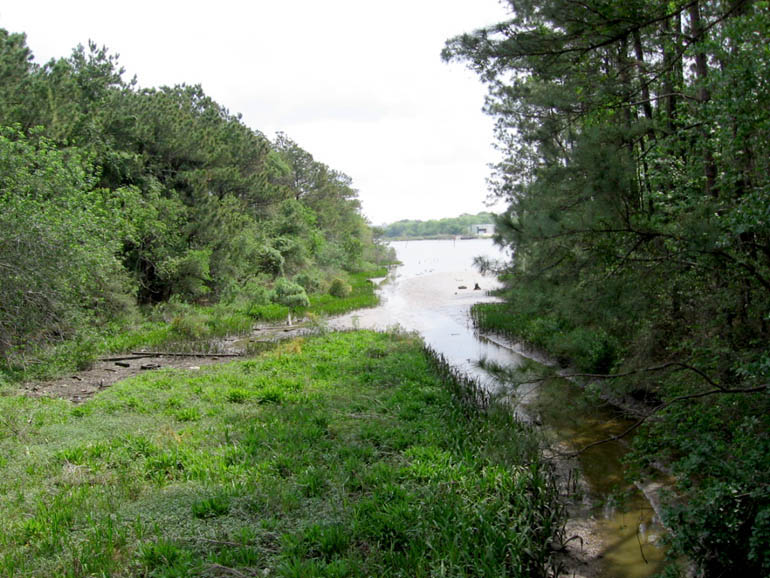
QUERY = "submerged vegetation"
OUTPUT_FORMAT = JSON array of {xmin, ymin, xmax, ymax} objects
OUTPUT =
[
  {"xmin": 447, "ymin": 1, "xmax": 770, "ymax": 574},
  {"xmin": 0, "ymin": 331, "xmax": 562, "ymax": 576}
]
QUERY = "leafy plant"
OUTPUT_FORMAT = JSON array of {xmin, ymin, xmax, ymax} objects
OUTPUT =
[
  {"xmin": 328, "ymin": 278, "xmax": 352, "ymax": 298},
  {"xmin": 271, "ymin": 278, "xmax": 310, "ymax": 310}
]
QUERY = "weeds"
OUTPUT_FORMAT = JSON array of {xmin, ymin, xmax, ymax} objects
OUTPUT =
[{"xmin": 0, "ymin": 331, "xmax": 562, "ymax": 576}]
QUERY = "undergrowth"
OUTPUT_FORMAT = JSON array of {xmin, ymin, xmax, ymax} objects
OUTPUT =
[{"xmin": 471, "ymin": 302, "xmax": 619, "ymax": 374}]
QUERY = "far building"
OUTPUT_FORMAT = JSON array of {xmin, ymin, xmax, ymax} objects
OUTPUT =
[{"xmin": 470, "ymin": 223, "xmax": 495, "ymax": 237}]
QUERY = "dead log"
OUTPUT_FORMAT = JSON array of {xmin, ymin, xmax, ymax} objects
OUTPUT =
[{"xmin": 130, "ymin": 351, "xmax": 243, "ymax": 358}]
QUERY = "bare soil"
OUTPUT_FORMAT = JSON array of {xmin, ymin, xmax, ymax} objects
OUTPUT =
[
  {"xmin": 20, "ymin": 354, "xmax": 235, "ymax": 404},
  {"xmin": 18, "ymin": 323, "xmax": 313, "ymax": 404}
]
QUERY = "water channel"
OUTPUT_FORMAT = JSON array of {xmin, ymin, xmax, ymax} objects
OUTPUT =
[{"xmin": 331, "ymin": 238, "xmax": 668, "ymax": 578}]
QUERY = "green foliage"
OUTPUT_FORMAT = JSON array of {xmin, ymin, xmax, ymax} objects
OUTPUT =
[
  {"xmin": 382, "ymin": 212, "xmax": 495, "ymax": 239},
  {"xmin": 271, "ymin": 278, "xmax": 310, "ymax": 310},
  {"xmin": 293, "ymin": 270, "xmax": 322, "ymax": 293},
  {"xmin": 471, "ymin": 304, "xmax": 618, "ymax": 373},
  {"xmin": 247, "ymin": 303, "xmax": 290, "ymax": 322},
  {"xmin": 256, "ymin": 246, "xmax": 284, "ymax": 277},
  {"xmin": 0, "ymin": 127, "xmax": 137, "ymax": 359},
  {"xmin": 160, "ymin": 249, "xmax": 212, "ymax": 302},
  {"xmin": 448, "ymin": 2, "xmax": 770, "ymax": 573},
  {"xmin": 191, "ymin": 494, "xmax": 231, "ymax": 519},
  {"xmin": 0, "ymin": 331, "xmax": 561, "ymax": 576},
  {"xmin": 305, "ymin": 270, "xmax": 385, "ymax": 317},
  {"xmin": 328, "ymin": 278, "xmax": 352, "ymax": 298},
  {"xmin": 0, "ymin": 27, "xmax": 386, "ymax": 366},
  {"xmin": 169, "ymin": 311, "xmax": 211, "ymax": 341},
  {"xmin": 138, "ymin": 539, "xmax": 198, "ymax": 576}
]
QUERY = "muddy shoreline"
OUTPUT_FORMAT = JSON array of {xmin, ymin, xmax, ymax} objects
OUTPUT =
[{"xmin": 18, "ymin": 322, "xmax": 314, "ymax": 404}]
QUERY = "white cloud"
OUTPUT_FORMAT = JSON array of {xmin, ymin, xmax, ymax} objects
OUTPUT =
[{"xmin": 1, "ymin": 0, "xmax": 511, "ymax": 223}]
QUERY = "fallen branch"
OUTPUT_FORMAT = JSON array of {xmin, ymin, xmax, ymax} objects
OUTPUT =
[
  {"xmin": 130, "ymin": 351, "xmax": 243, "ymax": 358},
  {"xmin": 98, "ymin": 354, "xmax": 155, "ymax": 362}
]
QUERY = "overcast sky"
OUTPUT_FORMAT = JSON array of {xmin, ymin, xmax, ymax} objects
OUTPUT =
[{"xmin": 1, "ymin": 0, "xmax": 510, "ymax": 225}]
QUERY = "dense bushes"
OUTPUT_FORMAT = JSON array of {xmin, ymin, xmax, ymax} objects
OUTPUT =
[
  {"xmin": 471, "ymin": 304, "xmax": 618, "ymax": 374},
  {"xmin": 0, "ymin": 31, "xmax": 391, "ymax": 370},
  {"xmin": 271, "ymin": 278, "xmax": 310, "ymax": 310},
  {"xmin": 0, "ymin": 128, "xmax": 137, "ymax": 358},
  {"xmin": 328, "ymin": 278, "xmax": 352, "ymax": 298}
]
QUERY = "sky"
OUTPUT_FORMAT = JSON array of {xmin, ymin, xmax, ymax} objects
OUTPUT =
[{"xmin": 1, "ymin": 0, "xmax": 511, "ymax": 225}]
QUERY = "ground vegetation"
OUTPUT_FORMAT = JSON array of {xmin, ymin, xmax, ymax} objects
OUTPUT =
[{"xmin": 0, "ymin": 331, "xmax": 562, "ymax": 577}]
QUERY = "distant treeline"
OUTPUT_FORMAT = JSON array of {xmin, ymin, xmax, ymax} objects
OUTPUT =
[
  {"xmin": 380, "ymin": 212, "xmax": 494, "ymax": 238},
  {"xmin": 0, "ymin": 30, "xmax": 390, "ymax": 363}
]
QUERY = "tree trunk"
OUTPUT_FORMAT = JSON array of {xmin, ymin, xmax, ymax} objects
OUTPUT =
[{"xmin": 688, "ymin": 0, "xmax": 718, "ymax": 197}]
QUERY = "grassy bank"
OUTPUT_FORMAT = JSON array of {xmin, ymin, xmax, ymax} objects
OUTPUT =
[
  {"xmin": 0, "ymin": 331, "xmax": 562, "ymax": 577},
  {"xmin": 470, "ymin": 302, "xmax": 619, "ymax": 375},
  {"xmin": 0, "ymin": 269, "xmax": 387, "ymax": 385}
]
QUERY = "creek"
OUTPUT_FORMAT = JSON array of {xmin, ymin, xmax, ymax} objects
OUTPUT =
[{"xmin": 331, "ymin": 238, "xmax": 668, "ymax": 577}]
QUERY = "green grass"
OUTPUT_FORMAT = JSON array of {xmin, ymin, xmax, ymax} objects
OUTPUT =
[
  {"xmin": 471, "ymin": 302, "xmax": 619, "ymax": 373},
  {"xmin": 305, "ymin": 269, "xmax": 386, "ymax": 317},
  {"xmin": 0, "ymin": 331, "xmax": 562, "ymax": 577},
  {"xmin": 249, "ymin": 268, "xmax": 387, "ymax": 321}
]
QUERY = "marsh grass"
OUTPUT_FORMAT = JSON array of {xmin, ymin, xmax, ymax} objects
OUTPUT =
[
  {"xmin": 0, "ymin": 331, "xmax": 562, "ymax": 576},
  {"xmin": 471, "ymin": 302, "xmax": 619, "ymax": 373}
]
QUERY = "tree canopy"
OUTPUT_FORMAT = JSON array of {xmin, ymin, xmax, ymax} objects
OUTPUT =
[
  {"xmin": 445, "ymin": 1, "xmax": 770, "ymax": 574},
  {"xmin": 0, "ymin": 31, "xmax": 387, "ymax": 361}
]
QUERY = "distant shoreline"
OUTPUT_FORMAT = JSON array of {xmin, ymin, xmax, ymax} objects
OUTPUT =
[{"xmin": 382, "ymin": 235, "xmax": 493, "ymax": 241}]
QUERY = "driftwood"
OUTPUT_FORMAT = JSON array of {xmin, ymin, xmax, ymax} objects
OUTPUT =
[
  {"xmin": 130, "ymin": 351, "xmax": 243, "ymax": 358},
  {"xmin": 99, "ymin": 351, "xmax": 243, "ymax": 363},
  {"xmin": 99, "ymin": 354, "xmax": 155, "ymax": 362}
]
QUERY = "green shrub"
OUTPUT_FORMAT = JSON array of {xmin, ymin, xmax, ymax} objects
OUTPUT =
[
  {"xmin": 272, "ymin": 278, "xmax": 310, "ymax": 310},
  {"xmin": 224, "ymin": 279, "xmax": 271, "ymax": 308},
  {"xmin": 293, "ymin": 271, "xmax": 322, "ymax": 293},
  {"xmin": 548, "ymin": 326, "xmax": 618, "ymax": 373},
  {"xmin": 258, "ymin": 246, "xmax": 284, "ymax": 276},
  {"xmin": 247, "ymin": 303, "xmax": 290, "ymax": 321},
  {"xmin": 170, "ymin": 312, "xmax": 210, "ymax": 340},
  {"xmin": 161, "ymin": 248, "xmax": 212, "ymax": 302},
  {"xmin": 328, "ymin": 278, "xmax": 352, "ymax": 298}
]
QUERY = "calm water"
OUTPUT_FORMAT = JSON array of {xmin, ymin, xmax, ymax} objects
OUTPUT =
[
  {"xmin": 332, "ymin": 238, "xmax": 516, "ymax": 383},
  {"xmin": 333, "ymin": 238, "xmax": 668, "ymax": 577}
]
